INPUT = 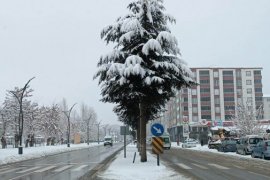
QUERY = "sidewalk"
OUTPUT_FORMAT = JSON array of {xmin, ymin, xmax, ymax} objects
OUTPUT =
[{"xmin": 96, "ymin": 144, "xmax": 188, "ymax": 180}]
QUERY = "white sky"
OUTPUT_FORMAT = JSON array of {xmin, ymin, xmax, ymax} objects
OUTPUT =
[{"xmin": 1, "ymin": 0, "xmax": 270, "ymax": 125}]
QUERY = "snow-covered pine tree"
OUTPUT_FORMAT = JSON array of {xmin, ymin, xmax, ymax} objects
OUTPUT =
[{"xmin": 94, "ymin": 0, "xmax": 195, "ymax": 162}]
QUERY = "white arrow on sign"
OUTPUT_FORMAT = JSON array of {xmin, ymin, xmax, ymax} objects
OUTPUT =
[{"xmin": 153, "ymin": 126, "xmax": 162, "ymax": 134}]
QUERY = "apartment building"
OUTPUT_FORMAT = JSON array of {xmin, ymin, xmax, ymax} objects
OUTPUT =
[
  {"xmin": 263, "ymin": 95, "xmax": 270, "ymax": 119},
  {"xmin": 163, "ymin": 67, "xmax": 263, "ymax": 127}
]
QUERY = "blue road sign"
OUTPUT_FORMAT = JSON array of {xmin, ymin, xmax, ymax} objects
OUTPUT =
[{"xmin": 151, "ymin": 123, "xmax": 164, "ymax": 137}]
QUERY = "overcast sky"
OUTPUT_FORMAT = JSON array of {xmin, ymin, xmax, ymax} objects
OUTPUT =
[{"xmin": 1, "ymin": 0, "xmax": 270, "ymax": 125}]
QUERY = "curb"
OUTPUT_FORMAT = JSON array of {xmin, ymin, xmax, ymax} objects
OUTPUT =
[{"xmin": 79, "ymin": 146, "xmax": 124, "ymax": 180}]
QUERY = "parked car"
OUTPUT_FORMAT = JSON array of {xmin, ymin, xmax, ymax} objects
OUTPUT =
[
  {"xmin": 236, "ymin": 135, "xmax": 263, "ymax": 155},
  {"xmin": 208, "ymin": 139, "xmax": 221, "ymax": 150},
  {"xmin": 218, "ymin": 138, "xmax": 237, "ymax": 152},
  {"xmin": 251, "ymin": 140, "xmax": 270, "ymax": 160},
  {"xmin": 182, "ymin": 138, "xmax": 197, "ymax": 148}
]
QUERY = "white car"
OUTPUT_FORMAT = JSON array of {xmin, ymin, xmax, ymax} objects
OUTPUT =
[{"xmin": 182, "ymin": 139, "xmax": 197, "ymax": 148}]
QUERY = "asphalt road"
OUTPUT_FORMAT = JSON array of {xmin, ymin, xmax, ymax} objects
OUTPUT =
[
  {"xmin": 161, "ymin": 147, "xmax": 270, "ymax": 180},
  {"xmin": 0, "ymin": 143, "xmax": 123, "ymax": 180}
]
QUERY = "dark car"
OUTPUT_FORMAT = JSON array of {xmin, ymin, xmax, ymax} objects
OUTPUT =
[
  {"xmin": 208, "ymin": 139, "xmax": 221, "ymax": 150},
  {"xmin": 251, "ymin": 140, "xmax": 270, "ymax": 160},
  {"xmin": 218, "ymin": 138, "xmax": 237, "ymax": 152}
]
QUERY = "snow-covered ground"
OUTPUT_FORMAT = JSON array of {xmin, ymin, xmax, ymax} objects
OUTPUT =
[
  {"xmin": 0, "ymin": 143, "xmax": 98, "ymax": 165},
  {"xmin": 0, "ymin": 141, "xmax": 267, "ymax": 180}
]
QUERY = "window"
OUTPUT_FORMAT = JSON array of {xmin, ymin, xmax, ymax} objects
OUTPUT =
[
  {"xmin": 247, "ymin": 88, "xmax": 252, "ymax": 94},
  {"xmin": 201, "ymin": 106, "xmax": 211, "ymax": 111},
  {"xmin": 192, "ymin": 98, "xmax": 198, "ymax": 104},
  {"xmin": 246, "ymin": 80, "xmax": 252, "ymax": 85},
  {"xmin": 224, "ymin": 88, "xmax": 234, "ymax": 94},
  {"xmin": 200, "ymin": 88, "xmax": 210, "ymax": 93},
  {"xmin": 225, "ymin": 106, "xmax": 235, "ymax": 111},
  {"xmin": 237, "ymin": 89, "xmax": 242, "ymax": 95},
  {"xmin": 192, "ymin": 89, "xmax": 197, "ymax": 95},
  {"xmin": 214, "ymin": 98, "xmax": 220, "ymax": 104},
  {"xmin": 255, "ymin": 88, "xmax": 262, "ymax": 93},
  {"xmin": 199, "ymin": 70, "xmax": 209, "ymax": 76},
  {"xmin": 214, "ymin": 79, "xmax": 219, "ymax": 86},
  {"xmin": 183, "ymin": 97, "xmax": 188, "ymax": 102},
  {"xmin": 215, "ymin": 116, "xmax": 221, "ymax": 120},
  {"xmin": 215, "ymin": 107, "xmax": 220, "ymax": 113},
  {"xmin": 254, "ymin": 79, "xmax": 261, "ymax": 84},
  {"xmin": 236, "ymin": 80, "xmax": 242, "ymax": 86},
  {"xmin": 214, "ymin": 71, "xmax": 219, "ymax": 77},
  {"xmin": 224, "ymin": 97, "xmax": 234, "ymax": 101},
  {"xmin": 247, "ymin": 97, "xmax": 252, "ymax": 102},
  {"xmin": 184, "ymin": 106, "xmax": 188, "ymax": 111},
  {"xmin": 183, "ymin": 88, "xmax": 188, "ymax": 94},
  {"xmin": 201, "ymin": 115, "xmax": 211, "ymax": 120},
  {"xmin": 192, "ymin": 107, "xmax": 198, "ymax": 113},
  {"xmin": 246, "ymin": 71, "xmax": 251, "ymax": 76},
  {"xmin": 254, "ymin": 70, "xmax": 261, "ymax": 75},
  {"xmin": 223, "ymin": 71, "xmax": 233, "ymax": 76},
  {"xmin": 223, "ymin": 80, "xmax": 234, "ymax": 84},
  {"xmin": 200, "ymin": 79, "xmax": 209, "ymax": 84},
  {"xmin": 214, "ymin": 89, "xmax": 219, "ymax": 95},
  {"xmin": 201, "ymin": 97, "xmax": 210, "ymax": 101},
  {"xmin": 255, "ymin": 97, "xmax": 262, "ymax": 101},
  {"xmin": 236, "ymin": 70, "xmax": 241, "ymax": 77}
]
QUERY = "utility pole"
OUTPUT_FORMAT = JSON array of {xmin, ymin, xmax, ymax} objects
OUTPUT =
[
  {"xmin": 97, "ymin": 121, "xmax": 101, "ymax": 144},
  {"xmin": 9, "ymin": 77, "xmax": 35, "ymax": 155},
  {"xmin": 63, "ymin": 103, "xmax": 76, "ymax": 147}
]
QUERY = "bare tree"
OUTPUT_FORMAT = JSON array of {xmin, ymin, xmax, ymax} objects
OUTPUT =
[
  {"xmin": 80, "ymin": 104, "xmax": 97, "ymax": 145},
  {"xmin": 232, "ymin": 101, "xmax": 264, "ymax": 136}
]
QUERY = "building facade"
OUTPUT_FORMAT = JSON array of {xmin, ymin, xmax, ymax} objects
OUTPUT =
[
  {"xmin": 263, "ymin": 95, "xmax": 270, "ymax": 119},
  {"xmin": 163, "ymin": 67, "xmax": 263, "ymax": 128}
]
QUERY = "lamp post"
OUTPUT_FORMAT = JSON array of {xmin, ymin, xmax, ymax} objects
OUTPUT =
[
  {"xmin": 63, "ymin": 103, "xmax": 76, "ymax": 147},
  {"xmin": 9, "ymin": 77, "xmax": 35, "ymax": 154},
  {"xmin": 96, "ymin": 121, "xmax": 102, "ymax": 144}
]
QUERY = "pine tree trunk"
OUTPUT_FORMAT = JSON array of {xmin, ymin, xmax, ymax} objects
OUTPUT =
[{"xmin": 140, "ymin": 103, "xmax": 147, "ymax": 162}]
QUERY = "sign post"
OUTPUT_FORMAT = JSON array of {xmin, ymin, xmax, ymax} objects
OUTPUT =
[
  {"xmin": 120, "ymin": 126, "xmax": 129, "ymax": 158},
  {"xmin": 151, "ymin": 123, "xmax": 164, "ymax": 166}
]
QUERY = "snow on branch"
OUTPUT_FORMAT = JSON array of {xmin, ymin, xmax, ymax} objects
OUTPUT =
[
  {"xmin": 142, "ymin": 39, "xmax": 163, "ymax": 55},
  {"xmin": 119, "ymin": 31, "xmax": 136, "ymax": 44}
]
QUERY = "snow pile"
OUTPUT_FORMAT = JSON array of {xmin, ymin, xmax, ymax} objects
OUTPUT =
[{"xmin": 98, "ymin": 144, "xmax": 189, "ymax": 180}]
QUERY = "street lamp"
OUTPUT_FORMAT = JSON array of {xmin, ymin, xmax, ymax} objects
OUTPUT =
[
  {"xmin": 63, "ymin": 103, "xmax": 76, "ymax": 147},
  {"xmin": 9, "ymin": 77, "xmax": 35, "ymax": 155}
]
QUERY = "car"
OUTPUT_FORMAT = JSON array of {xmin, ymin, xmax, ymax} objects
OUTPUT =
[
  {"xmin": 236, "ymin": 135, "xmax": 263, "ymax": 155},
  {"xmin": 218, "ymin": 138, "xmax": 238, "ymax": 152},
  {"xmin": 208, "ymin": 139, "xmax": 221, "ymax": 149},
  {"xmin": 251, "ymin": 140, "xmax": 270, "ymax": 160},
  {"xmin": 104, "ymin": 136, "xmax": 113, "ymax": 146},
  {"xmin": 182, "ymin": 138, "xmax": 197, "ymax": 148}
]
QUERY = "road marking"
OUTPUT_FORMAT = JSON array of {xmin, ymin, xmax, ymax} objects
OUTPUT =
[
  {"xmin": 53, "ymin": 165, "xmax": 73, "ymax": 172},
  {"xmin": 34, "ymin": 165, "xmax": 56, "ymax": 172},
  {"xmin": 0, "ymin": 167, "xmax": 11, "ymax": 171},
  {"xmin": 177, "ymin": 163, "xmax": 192, "ymax": 169},
  {"xmin": 191, "ymin": 163, "xmax": 208, "ymax": 169},
  {"xmin": 0, "ymin": 167, "xmax": 22, "ymax": 174},
  {"xmin": 208, "ymin": 163, "xmax": 229, "ymax": 170},
  {"xmin": 16, "ymin": 166, "xmax": 40, "ymax": 173},
  {"xmin": 232, "ymin": 165, "xmax": 245, "ymax": 169},
  {"xmin": 72, "ymin": 165, "xmax": 88, "ymax": 171}
]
